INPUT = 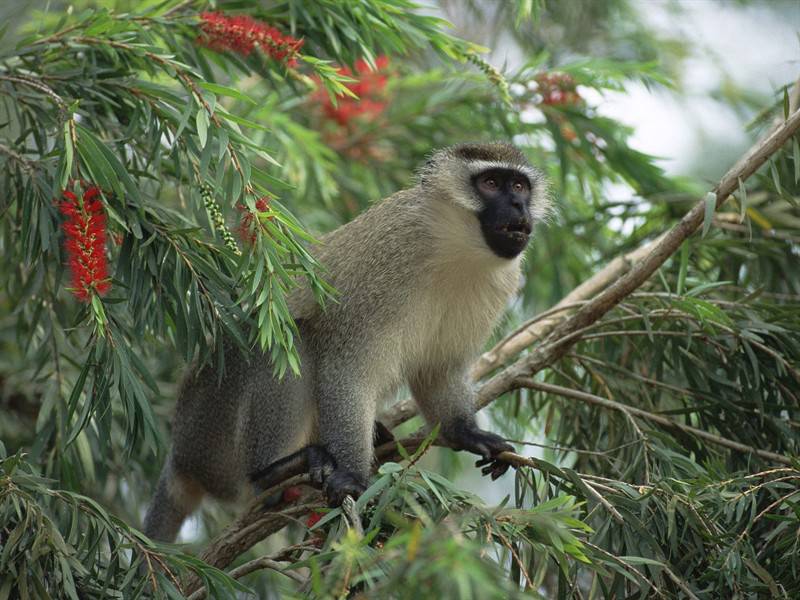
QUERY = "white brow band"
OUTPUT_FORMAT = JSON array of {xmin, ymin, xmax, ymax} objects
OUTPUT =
[{"xmin": 465, "ymin": 160, "xmax": 540, "ymax": 183}]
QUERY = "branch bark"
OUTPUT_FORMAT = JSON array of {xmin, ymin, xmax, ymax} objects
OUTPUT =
[{"xmin": 186, "ymin": 107, "xmax": 800, "ymax": 594}]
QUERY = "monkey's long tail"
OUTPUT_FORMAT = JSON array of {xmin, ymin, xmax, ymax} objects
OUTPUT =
[{"xmin": 142, "ymin": 455, "xmax": 204, "ymax": 543}]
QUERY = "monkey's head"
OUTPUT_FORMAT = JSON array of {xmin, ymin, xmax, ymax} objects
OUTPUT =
[{"xmin": 418, "ymin": 142, "xmax": 549, "ymax": 260}]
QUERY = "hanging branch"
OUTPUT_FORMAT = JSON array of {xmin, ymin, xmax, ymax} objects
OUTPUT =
[{"xmin": 513, "ymin": 379, "xmax": 793, "ymax": 465}]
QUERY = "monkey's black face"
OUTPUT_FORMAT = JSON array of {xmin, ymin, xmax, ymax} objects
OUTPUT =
[{"xmin": 472, "ymin": 168, "xmax": 533, "ymax": 259}]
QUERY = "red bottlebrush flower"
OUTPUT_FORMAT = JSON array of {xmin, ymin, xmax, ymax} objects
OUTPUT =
[
  {"xmin": 306, "ymin": 511, "xmax": 323, "ymax": 528},
  {"xmin": 282, "ymin": 486, "xmax": 302, "ymax": 503},
  {"xmin": 236, "ymin": 197, "xmax": 272, "ymax": 246},
  {"xmin": 59, "ymin": 185, "xmax": 111, "ymax": 302},
  {"xmin": 197, "ymin": 12, "xmax": 303, "ymax": 66},
  {"xmin": 315, "ymin": 56, "xmax": 391, "ymax": 127},
  {"xmin": 534, "ymin": 71, "xmax": 581, "ymax": 107}
]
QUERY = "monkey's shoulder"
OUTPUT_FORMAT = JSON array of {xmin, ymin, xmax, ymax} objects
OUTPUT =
[{"xmin": 286, "ymin": 191, "xmax": 426, "ymax": 321}]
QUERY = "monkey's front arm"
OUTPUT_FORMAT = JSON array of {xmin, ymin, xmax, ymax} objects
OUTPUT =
[{"xmin": 410, "ymin": 365, "xmax": 515, "ymax": 480}]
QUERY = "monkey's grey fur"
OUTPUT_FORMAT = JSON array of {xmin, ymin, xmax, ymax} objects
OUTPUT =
[{"xmin": 143, "ymin": 142, "xmax": 549, "ymax": 542}]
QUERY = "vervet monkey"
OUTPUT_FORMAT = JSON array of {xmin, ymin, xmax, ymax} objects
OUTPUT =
[{"xmin": 143, "ymin": 142, "xmax": 548, "ymax": 542}]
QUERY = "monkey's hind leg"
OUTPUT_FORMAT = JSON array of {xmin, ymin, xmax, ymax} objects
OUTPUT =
[
  {"xmin": 250, "ymin": 444, "xmax": 337, "ymax": 490},
  {"xmin": 142, "ymin": 456, "xmax": 205, "ymax": 542}
]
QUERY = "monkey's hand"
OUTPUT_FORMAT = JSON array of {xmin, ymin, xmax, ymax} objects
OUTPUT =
[
  {"xmin": 324, "ymin": 470, "xmax": 367, "ymax": 507},
  {"xmin": 446, "ymin": 421, "xmax": 515, "ymax": 480}
]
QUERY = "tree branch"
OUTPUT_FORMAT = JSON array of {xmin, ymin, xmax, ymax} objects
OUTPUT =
[
  {"xmin": 473, "ymin": 107, "xmax": 800, "ymax": 413},
  {"xmin": 187, "ymin": 543, "xmax": 316, "ymax": 600},
  {"xmin": 187, "ymin": 107, "xmax": 800, "ymax": 592}
]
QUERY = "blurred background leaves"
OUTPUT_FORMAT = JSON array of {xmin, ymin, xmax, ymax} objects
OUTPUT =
[{"xmin": 1, "ymin": 0, "xmax": 799, "ymax": 598}]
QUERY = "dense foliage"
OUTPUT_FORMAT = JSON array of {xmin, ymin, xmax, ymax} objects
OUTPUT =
[{"xmin": 1, "ymin": 1, "xmax": 798, "ymax": 598}]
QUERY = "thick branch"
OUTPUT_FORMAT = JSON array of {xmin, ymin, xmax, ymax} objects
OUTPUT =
[
  {"xmin": 475, "ymin": 107, "xmax": 800, "ymax": 410},
  {"xmin": 190, "ymin": 108, "xmax": 800, "ymax": 590},
  {"xmin": 385, "ymin": 107, "xmax": 800, "ymax": 428}
]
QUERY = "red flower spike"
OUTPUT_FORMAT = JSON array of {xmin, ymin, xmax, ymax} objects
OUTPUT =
[
  {"xmin": 306, "ymin": 511, "xmax": 323, "ymax": 528},
  {"xmin": 58, "ymin": 185, "xmax": 111, "ymax": 302},
  {"xmin": 197, "ymin": 12, "xmax": 303, "ymax": 66},
  {"xmin": 282, "ymin": 486, "xmax": 302, "ymax": 503},
  {"xmin": 534, "ymin": 71, "xmax": 582, "ymax": 107},
  {"xmin": 236, "ymin": 197, "xmax": 273, "ymax": 246},
  {"xmin": 314, "ymin": 55, "xmax": 391, "ymax": 128}
]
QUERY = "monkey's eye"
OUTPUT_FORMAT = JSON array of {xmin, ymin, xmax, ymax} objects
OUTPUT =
[
  {"xmin": 483, "ymin": 177, "xmax": 497, "ymax": 189},
  {"xmin": 512, "ymin": 181, "xmax": 525, "ymax": 193}
]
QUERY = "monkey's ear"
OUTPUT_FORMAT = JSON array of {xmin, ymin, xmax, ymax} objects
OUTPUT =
[{"xmin": 415, "ymin": 156, "xmax": 437, "ymax": 184}]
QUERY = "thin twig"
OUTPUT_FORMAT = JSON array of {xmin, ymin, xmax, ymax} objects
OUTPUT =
[
  {"xmin": 0, "ymin": 143, "xmax": 36, "ymax": 171},
  {"xmin": 187, "ymin": 547, "xmax": 313, "ymax": 600},
  {"xmin": 517, "ymin": 379, "xmax": 793, "ymax": 465}
]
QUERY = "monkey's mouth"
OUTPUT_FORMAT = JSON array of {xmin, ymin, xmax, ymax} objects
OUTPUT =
[{"xmin": 495, "ymin": 221, "xmax": 532, "ymax": 240}]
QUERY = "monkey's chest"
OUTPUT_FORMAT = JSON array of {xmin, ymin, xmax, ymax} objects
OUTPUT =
[{"xmin": 397, "ymin": 271, "xmax": 515, "ymax": 371}]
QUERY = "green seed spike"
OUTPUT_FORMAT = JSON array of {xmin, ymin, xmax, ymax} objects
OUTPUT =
[
  {"xmin": 466, "ymin": 52, "xmax": 512, "ymax": 107},
  {"xmin": 200, "ymin": 183, "xmax": 241, "ymax": 255}
]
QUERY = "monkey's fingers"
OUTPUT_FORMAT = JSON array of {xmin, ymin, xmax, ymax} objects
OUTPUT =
[
  {"xmin": 472, "ymin": 443, "xmax": 494, "ymax": 461},
  {"xmin": 324, "ymin": 470, "xmax": 367, "ymax": 507},
  {"xmin": 477, "ymin": 458, "xmax": 511, "ymax": 479},
  {"xmin": 480, "ymin": 463, "xmax": 495, "ymax": 476},
  {"xmin": 490, "ymin": 460, "xmax": 511, "ymax": 479}
]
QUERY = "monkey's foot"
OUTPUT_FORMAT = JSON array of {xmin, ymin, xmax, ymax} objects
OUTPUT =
[
  {"xmin": 324, "ymin": 470, "xmax": 367, "ymax": 507},
  {"xmin": 446, "ymin": 422, "xmax": 515, "ymax": 480},
  {"xmin": 308, "ymin": 445, "xmax": 337, "ymax": 486},
  {"xmin": 250, "ymin": 444, "xmax": 337, "ymax": 491}
]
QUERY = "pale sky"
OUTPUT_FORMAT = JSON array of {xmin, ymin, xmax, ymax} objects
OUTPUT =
[{"xmin": 598, "ymin": 0, "xmax": 800, "ymax": 178}]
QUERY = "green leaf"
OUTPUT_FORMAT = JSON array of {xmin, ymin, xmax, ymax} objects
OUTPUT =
[
  {"xmin": 783, "ymin": 87, "xmax": 790, "ymax": 120},
  {"xmin": 676, "ymin": 241, "xmax": 689, "ymax": 295},
  {"xmin": 702, "ymin": 191, "xmax": 716, "ymax": 238},
  {"xmin": 75, "ymin": 128, "xmax": 121, "ymax": 196},
  {"xmin": 738, "ymin": 176, "xmax": 748, "ymax": 221},
  {"xmin": 770, "ymin": 160, "xmax": 781, "ymax": 195},
  {"xmin": 198, "ymin": 81, "xmax": 257, "ymax": 104},
  {"xmin": 60, "ymin": 121, "xmax": 73, "ymax": 189},
  {"xmin": 196, "ymin": 108, "xmax": 209, "ymax": 149}
]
